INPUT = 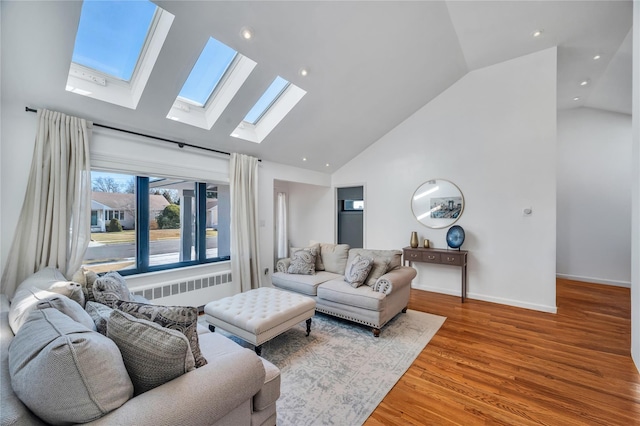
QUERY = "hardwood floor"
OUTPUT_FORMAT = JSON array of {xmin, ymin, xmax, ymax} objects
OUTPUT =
[{"xmin": 365, "ymin": 279, "xmax": 640, "ymax": 425}]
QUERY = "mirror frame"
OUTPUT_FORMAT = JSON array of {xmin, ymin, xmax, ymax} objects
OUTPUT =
[{"xmin": 411, "ymin": 179, "xmax": 464, "ymax": 229}]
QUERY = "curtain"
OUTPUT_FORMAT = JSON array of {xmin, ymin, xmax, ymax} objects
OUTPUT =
[
  {"xmin": 275, "ymin": 192, "xmax": 288, "ymax": 259},
  {"xmin": 229, "ymin": 153, "xmax": 261, "ymax": 292},
  {"xmin": 1, "ymin": 109, "xmax": 92, "ymax": 299}
]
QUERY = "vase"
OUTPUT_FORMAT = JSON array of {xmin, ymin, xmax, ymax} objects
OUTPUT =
[
  {"xmin": 423, "ymin": 239, "xmax": 430, "ymax": 248},
  {"xmin": 410, "ymin": 232, "xmax": 419, "ymax": 248}
]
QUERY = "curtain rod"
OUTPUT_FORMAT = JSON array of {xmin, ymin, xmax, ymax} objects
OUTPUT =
[{"xmin": 25, "ymin": 107, "xmax": 260, "ymax": 161}]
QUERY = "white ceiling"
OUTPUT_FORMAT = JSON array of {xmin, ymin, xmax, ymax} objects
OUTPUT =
[{"xmin": 1, "ymin": 1, "xmax": 633, "ymax": 172}]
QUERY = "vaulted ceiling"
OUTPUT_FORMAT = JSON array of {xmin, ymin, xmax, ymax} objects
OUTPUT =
[{"xmin": 1, "ymin": 1, "xmax": 633, "ymax": 172}]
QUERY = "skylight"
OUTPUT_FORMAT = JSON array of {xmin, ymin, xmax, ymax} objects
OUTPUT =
[
  {"xmin": 66, "ymin": 0, "xmax": 174, "ymax": 109},
  {"xmin": 178, "ymin": 38, "xmax": 238, "ymax": 107},
  {"xmin": 72, "ymin": 1, "xmax": 157, "ymax": 82},
  {"xmin": 167, "ymin": 37, "xmax": 256, "ymax": 130},
  {"xmin": 243, "ymin": 76, "xmax": 290, "ymax": 124}
]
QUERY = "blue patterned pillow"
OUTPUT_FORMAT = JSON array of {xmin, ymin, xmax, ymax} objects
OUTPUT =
[
  {"xmin": 344, "ymin": 254, "xmax": 374, "ymax": 288},
  {"xmin": 287, "ymin": 248, "xmax": 317, "ymax": 275}
]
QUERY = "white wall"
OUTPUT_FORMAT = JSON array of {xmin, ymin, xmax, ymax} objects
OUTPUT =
[
  {"xmin": 631, "ymin": 0, "xmax": 640, "ymax": 372},
  {"xmin": 286, "ymin": 182, "xmax": 334, "ymax": 247},
  {"xmin": 333, "ymin": 48, "xmax": 558, "ymax": 313},
  {"xmin": 557, "ymin": 108, "xmax": 632, "ymax": 287}
]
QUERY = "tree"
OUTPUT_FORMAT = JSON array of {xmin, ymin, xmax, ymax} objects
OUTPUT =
[
  {"xmin": 156, "ymin": 204, "xmax": 181, "ymax": 229},
  {"xmin": 92, "ymin": 176, "xmax": 121, "ymax": 193},
  {"xmin": 123, "ymin": 177, "xmax": 135, "ymax": 194}
]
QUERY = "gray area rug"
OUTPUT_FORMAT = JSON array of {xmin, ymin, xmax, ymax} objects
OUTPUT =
[{"xmin": 206, "ymin": 310, "xmax": 445, "ymax": 426}]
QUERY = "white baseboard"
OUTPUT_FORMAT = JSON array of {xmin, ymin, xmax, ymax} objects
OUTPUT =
[
  {"xmin": 411, "ymin": 283, "xmax": 558, "ymax": 314},
  {"xmin": 556, "ymin": 273, "xmax": 631, "ymax": 288}
]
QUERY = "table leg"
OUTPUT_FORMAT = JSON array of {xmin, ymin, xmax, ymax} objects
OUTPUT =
[
  {"xmin": 306, "ymin": 318, "xmax": 312, "ymax": 336},
  {"xmin": 255, "ymin": 345, "xmax": 262, "ymax": 356}
]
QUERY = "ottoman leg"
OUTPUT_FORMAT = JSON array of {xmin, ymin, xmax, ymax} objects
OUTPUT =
[
  {"xmin": 208, "ymin": 324, "xmax": 216, "ymax": 333},
  {"xmin": 255, "ymin": 345, "xmax": 262, "ymax": 356},
  {"xmin": 306, "ymin": 318, "xmax": 312, "ymax": 336}
]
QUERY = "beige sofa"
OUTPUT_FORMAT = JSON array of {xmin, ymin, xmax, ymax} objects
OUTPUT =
[
  {"xmin": 1, "ymin": 269, "xmax": 280, "ymax": 426},
  {"xmin": 272, "ymin": 243, "xmax": 417, "ymax": 336}
]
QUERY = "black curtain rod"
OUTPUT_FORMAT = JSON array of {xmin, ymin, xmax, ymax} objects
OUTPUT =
[{"xmin": 25, "ymin": 107, "xmax": 259, "ymax": 161}]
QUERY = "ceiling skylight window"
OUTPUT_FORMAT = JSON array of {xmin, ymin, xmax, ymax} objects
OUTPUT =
[
  {"xmin": 231, "ymin": 76, "xmax": 306, "ymax": 143},
  {"xmin": 167, "ymin": 37, "xmax": 256, "ymax": 130},
  {"xmin": 243, "ymin": 76, "xmax": 290, "ymax": 124},
  {"xmin": 66, "ymin": 0, "xmax": 174, "ymax": 109}
]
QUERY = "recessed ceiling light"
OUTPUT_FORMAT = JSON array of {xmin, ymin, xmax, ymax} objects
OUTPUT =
[
  {"xmin": 240, "ymin": 27, "xmax": 253, "ymax": 40},
  {"xmin": 580, "ymin": 79, "xmax": 589, "ymax": 86},
  {"xmin": 531, "ymin": 29, "xmax": 543, "ymax": 38},
  {"xmin": 325, "ymin": 163, "xmax": 330, "ymax": 167},
  {"xmin": 593, "ymin": 54, "xmax": 601, "ymax": 60},
  {"xmin": 299, "ymin": 68, "xmax": 309, "ymax": 77},
  {"xmin": 302, "ymin": 157, "xmax": 307, "ymax": 162},
  {"xmin": 573, "ymin": 97, "xmax": 580, "ymax": 101}
]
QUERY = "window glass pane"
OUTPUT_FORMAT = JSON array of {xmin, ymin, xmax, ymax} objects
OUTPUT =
[
  {"xmin": 178, "ymin": 37, "xmax": 237, "ymax": 107},
  {"xmin": 85, "ymin": 171, "xmax": 137, "ymax": 273},
  {"xmin": 72, "ymin": 0, "xmax": 157, "ymax": 81},
  {"xmin": 149, "ymin": 178, "xmax": 196, "ymax": 267},
  {"xmin": 243, "ymin": 76, "xmax": 290, "ymax": 124}
]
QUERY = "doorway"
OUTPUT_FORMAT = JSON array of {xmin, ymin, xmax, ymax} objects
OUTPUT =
[{"xmin": 337, "ymin": 186, "xmax": 363, "ymax": 248}]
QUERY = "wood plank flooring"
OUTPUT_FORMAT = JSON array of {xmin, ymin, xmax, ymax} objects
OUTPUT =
[{"xmin": 365, "ymin": 279, "xmax": 640, "ymax": 425}]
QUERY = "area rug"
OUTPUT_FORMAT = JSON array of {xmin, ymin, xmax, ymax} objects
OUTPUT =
[{"xmin": 206, "ymin": 309, "xmax": 445, "ymax": 426}]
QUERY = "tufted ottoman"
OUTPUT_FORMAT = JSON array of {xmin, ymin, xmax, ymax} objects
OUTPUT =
[{"xmin": 203, "ymin": 287, "xmax": 316, "ymax": 355}]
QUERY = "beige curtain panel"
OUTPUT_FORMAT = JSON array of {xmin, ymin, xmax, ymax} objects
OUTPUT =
[
  {"xmin": 230, "ymin": 153, "xmax": 261, "ymax": 292},
  {"xmin": 1, "ymin": 109, "xmax": 92, "ymax": 299}
]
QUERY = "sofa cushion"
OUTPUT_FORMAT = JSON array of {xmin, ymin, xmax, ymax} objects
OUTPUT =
[
  {"xmin": 344, "ymin": 254, "xmax": 374, "ymax": 288},
  {"xmin": 85, "ymin": 301, "xmax": 114, "ymax": 335},
  {"xmin": 347, "ymin": 249, "xmax": 403, "ymax": 287},
  {"xmin": 317, "ymin": 279, "xmax": 386, "ymax": 311},
  {"xmin": 272, "ymin": 271, "xmax": 343, "ymax": 296},
  {"xmin": 93, "ymin": 271, "xmax": 133, "ymax": 307},
  {"xmin": 36, "ymin": 294, "xmax": 95, "ymax": 331},
  {"xmin": 9, "ymin": 267, "xmax": 86, "ymax": 334},
  {"xmin": 314, "ymin": 242, "xmax": 350, "ymax": 274},
  {"xmin": 291, "ymin": 242, "xmax": 323, "ymax": 270},
  {"xmin": 107, "ymin": 310, "xmax": 195, "ymax": 395},
  {"xmin": 254, "ymin": 357, "xmax": 281, "ymax": 411},
  {"xmin": 113, "ymin": 300, "xmax": 207, "ymax": 368},
  {"xmin": 287, "ymin": 248, "xmax": 317, "ymax": 275},
  {"xmin": 8, "ymin": 308, "xmax": 133, "ymax": 425}
]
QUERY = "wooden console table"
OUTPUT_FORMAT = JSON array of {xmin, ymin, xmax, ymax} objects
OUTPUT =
[{"xmin": 403, "ymin": 247, "xmax": 468, "ymax": 302}]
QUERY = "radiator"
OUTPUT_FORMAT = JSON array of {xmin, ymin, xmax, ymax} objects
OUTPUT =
[{"xmin": 131, "ymin": 272, "xmax": 232, "ymax": 301}]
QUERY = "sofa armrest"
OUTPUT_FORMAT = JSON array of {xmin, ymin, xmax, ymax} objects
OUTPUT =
[
  {"xmin": 276, "ymin": 258, "xmax": 291, "ymax": 273},
  {"xmin": 87, "ymin": 348, "xmax": 266, "ymax": 425},
  {"xmin": 374, "ymin": 266, "xmax": 417, "ymax": 295}
]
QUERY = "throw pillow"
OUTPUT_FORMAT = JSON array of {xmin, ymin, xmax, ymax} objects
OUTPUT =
[
  {"xmin": 287, "ymin": 248, "xmax": 317, "ymax": 275},
  {"xmin": 72, "ymin": 267, "xmax": 99, "ymax": 305},
  {"xmin": 317, "ymin": 243, "xmax": 350, "ymax": 274},
  {"xmin": 113, "ymin": 300, "xmax": 207, "ymax": 368},
  {"xmin": 344, "ymin": 254, "xmax": 374, "ymax": 288},
  {"xmin": 36, "ymin": 294, "xmax": 96, "ymax": 331},
  {"xmin": 8, "ymin": 308, "xmax": 133, "ymax": 424},
  {"xmin": 291, "ymin": 242, "xmax": 323, "ymax": 271},
  {"xmin": 93, "ymin": 271, "xmax": 133, "ymax": 307},
  {"xmin": 107, "ymin": 310, "xmax": 195, "ymax": 395},
  {"xmin": 85, "ymin": 301, "xmax": 114, "ymax": 335},
  {"xmin": 347, "ymin": 249, "xmax": 402, "ymax": 287}
]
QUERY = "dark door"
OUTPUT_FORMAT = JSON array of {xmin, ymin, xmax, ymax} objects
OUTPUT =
[{"xmin": 337, "ymin": 186, "xmax": 363, "ymax": 248}]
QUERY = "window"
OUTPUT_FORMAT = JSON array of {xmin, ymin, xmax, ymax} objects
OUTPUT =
[
  {"xmin": 167, "ymin": 37, "xmax": 256, "ymax": 130},
  {"xmin": 66, "ymin": 0, "xmax": 174, "ymax": 109},
  {"xmin": 83, "ymin": 171, "xmax": 229, "ymax": 275},
  {"xmin": 231, "ymin": 76, "xmax": 306, "ymax": 143}
]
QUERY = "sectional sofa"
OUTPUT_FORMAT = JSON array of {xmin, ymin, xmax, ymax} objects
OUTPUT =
[{"xmin": 272, "ymin": 242, "xmax": 417, "ymax": 336}]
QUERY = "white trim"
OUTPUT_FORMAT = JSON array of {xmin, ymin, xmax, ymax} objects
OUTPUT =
[{"xmin": 556, "ymin": 273, "xmax": 631, "ymax": 288}]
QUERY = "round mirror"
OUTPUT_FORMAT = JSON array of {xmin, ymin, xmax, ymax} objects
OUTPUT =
[{"xmin": 411, "ymin": 179, "xmax": 464, "ymax": 229}]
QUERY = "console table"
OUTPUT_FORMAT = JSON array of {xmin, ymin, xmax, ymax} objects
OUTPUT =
[{"xmin": 403, "ymin": 247, "xmax": 468, "ymax": 302}]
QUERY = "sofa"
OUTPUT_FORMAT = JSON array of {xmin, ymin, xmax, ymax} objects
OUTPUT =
[
  {"xmin": 272, "ymin": 242, "xmax": 417, "ymax": 336},
  {"xmin": 1, "ymin": 268, "xmax": 280, "ymax": 426}
]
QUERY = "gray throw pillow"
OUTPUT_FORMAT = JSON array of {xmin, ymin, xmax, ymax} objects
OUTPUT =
[
  {"xmin": 93, "ymin": 271, "xmax": 133, "ymax": 307},
  {"xmin": 8, "ymin": 308, "xmax": 133, "ymax": 425},
  {"xmin": 291, "ymin": 242, "xmax": 323, "ymax": 270},
  {"xmin": 107, "ymin": 310, "xmax": 195, "ymax": 395},
  {"xmin": 85, "ymin": 301, "xmax": 114, "ymax": 335},
  {"xmin": 344, "ymin": 254, "xmax": 374, "ymax": 288},
  {"xmin": 287, "ymin": 248, "xmax": 317, "ymax": 275},
  {"xmin": 113, "ymin": 300, "xmax": 207, "ymax": 368},
  {"xmin": 36, "ymin": 294, "xmax": 96, "ymax": 331}
]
